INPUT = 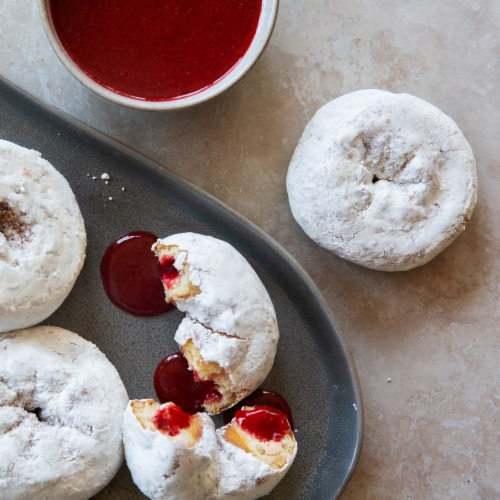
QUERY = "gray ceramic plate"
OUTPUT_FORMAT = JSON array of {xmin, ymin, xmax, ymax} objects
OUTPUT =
[{"xmin": 0, "ymin": 76, "xmax": 362, "ymax": 499}]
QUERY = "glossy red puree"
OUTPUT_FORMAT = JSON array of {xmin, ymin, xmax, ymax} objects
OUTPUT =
[
  {"xmin": 236, "ymin": 406, "xmax": 291, "ymax": 442},
  {"xmin": 152, "ymin": 404, "xmax": 192, "ymax": 436},
  {"xmin": 154, "ymin": 352, "xmax": 222, "ymax": 414},
  {"xmin": 223, "ymin": 389, "xmax": 294, "ymax": 429},
  {"xmin": 100, "ymin": 231, "xmax": 172, "ymax": 316},
  {"xmin": 49, "ymin": 0, "xmax": 263, "ymax": 101}
]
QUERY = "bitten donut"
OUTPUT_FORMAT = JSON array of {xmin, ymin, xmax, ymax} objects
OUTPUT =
[
  {"xmin": 216, "ymin": 405, "xmax": 297, "ymax": 499},
  {"xmin": 122, "ymin": 399, "xmax": 297, "ymax": 500},
  {"xmin": 123, "ymin": 399, "xmax": 219, "ymax": 500},
  {"xmin": 286, "ymin": 89, "xmax": 478, "ymax": 271},
  {"xmin": 0, "ymin": 325, "xmax": 129, "ymax": 499},
  {"xmin": 0, "ymin": 139, "xmax": 86, "ymax": 333},
  {"xmin": 153, "ymin": 233, "xmax": 279, "ymax": 414}
]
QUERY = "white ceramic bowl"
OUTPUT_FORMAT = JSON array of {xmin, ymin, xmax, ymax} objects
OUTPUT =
[{"xmin": 39, "ymin": 0, "xmax": 279, "ymax": 111}]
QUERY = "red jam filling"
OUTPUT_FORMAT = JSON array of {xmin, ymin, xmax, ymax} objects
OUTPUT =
[
  {"xmin": 223, "ymin": 389, "xmax": 294, "ymax": 429},
  {"xmin": 154, "ymin": 352, "xmax": 221, "ymax": 414},
  {"xmin": 159, "ymin": 255, "xmax": 180, "ymax": 289},
  {"xmin": 235, "ymin": 406, "xmax": 291, "ymax": 442},
  {"xmin": 48, "ymin": 0, "xmax": 263, "ymax": 101},
  {"xmin": 100, "ymin": 231, "xmax": 172, "ymax": 316},
  {"xmin": 152, "ymin": 403, "xmax": 192, "ymax": 436}
]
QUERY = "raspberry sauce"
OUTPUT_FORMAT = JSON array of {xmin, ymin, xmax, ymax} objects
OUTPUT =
[
  {"xmin": 100, "ymin": 231, "xmax": 171, "ymax": 316},
  {"xmin": 154, "ymin": 352, "xmax": 221, "ymax": 414},
  {"xmin": 152, "ymin": 403, "xmax": 192, "ymax": 436},
  {"xmin": 48, "ymin": 0, "xmax": 262, "ymax": 101},
  {"xmin": 223, "ymin": 389, "xmax": 294, "ymax": 429},
  {"xmin": 235, "ymin": 406, "xmax": 291, "ymax": 442}
]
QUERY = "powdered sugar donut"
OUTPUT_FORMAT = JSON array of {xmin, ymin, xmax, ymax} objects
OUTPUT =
[
  {"xmin": 123, "ymin": 399, "xmax": 219, "ymax": 500},
  {"xmin": 216, "ymin": 405, "xmax": 297, "ymax": 499},
  {"xmin": 0, "ymin": 325, "xmax": 129, "ymax": 499},
  {"xmin": 0, "ymin": 139, "xmax": 86, "ymax": 333},
  {"xmin": 153, "ymin": 233, "xmax": 279, "ymax": 414},
  {"xmin": 286, "ymin": 89, "xmax": 478, "ymax": 271},
  {"xmin": 122, "ymin": 400, "xmax": 297, "ymax": 500}
]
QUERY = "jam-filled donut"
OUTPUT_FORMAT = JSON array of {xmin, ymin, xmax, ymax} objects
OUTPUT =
[
  {"xmin": 0, "ymin": 139, "xmax": 86, "ymax": 333},
  {"xmin": 286, "ymin": 89, "xmax": 478, "ymax": 271},
  {"xmin": 122, "ymin": 399, "xmax": 219, "ymax": 500},
  {"xmin": 216, "ymin": 405, "xmax": 297, "ymax": 499},
  {"xmin": 122, "ymin": 399, "xmax": 297, "ymax": 500},
  {"xmin": 153, "ymin": 233, "xmax": 279, "ymax": 414},
  {"xmin": 0, "ymin": 325, "xmax": 129, "ymax": 499}
]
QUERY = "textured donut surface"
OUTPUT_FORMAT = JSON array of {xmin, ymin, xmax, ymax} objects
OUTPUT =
[
  {"xmin": 216, "ymin": 411, "xmax": 297, "ymax": 499},
  {"xmin": 0, "ymin": 326, "xmax": 129, "ymax": 499},
  {"xmin": 286, "ymin": 89, "xmax": 478, "ymax": 271},
  {"xmin": 154, "ymin": 232, "xmax": 279, "ymax": 413},
  {"xmin": 122, "ymin": 399, "xmax": 297, "ymax": 500},
  {"xmin": 0, "ymin": 139, "xmax": 86, "ymax": 333},
  {"xmin": 123, "ymin": 400, "xmax": 219, "ymax": 500}
]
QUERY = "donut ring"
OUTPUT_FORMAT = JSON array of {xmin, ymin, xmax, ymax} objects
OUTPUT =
[
  {"xmin": 286, "ymin": 89, "xmax": 478, "ymax": 271},
  {"xmin": 0, "ymin": 325, "xmax": 129, "ymax": 499},
  {"xmin": 0, "ymin": 139, "xmax": 86, "ymax": 333},
  {"xmin": 153, "ymin": 232, "xmax": 279, "ymax": 414}
]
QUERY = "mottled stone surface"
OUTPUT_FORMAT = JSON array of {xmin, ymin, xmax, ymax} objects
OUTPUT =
[{"xmin": 1, "ymin": 0, "xmax": 499, "ymax": 498}]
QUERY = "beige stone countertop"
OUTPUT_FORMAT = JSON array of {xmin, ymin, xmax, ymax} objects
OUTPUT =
[{"xmin": 1, "ymin": 1, "xmax": 499, "ymax": 498}]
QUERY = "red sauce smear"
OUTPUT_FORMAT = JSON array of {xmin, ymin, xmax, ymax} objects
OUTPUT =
[
  {"xmin": 48, "ymin": 0, "xmax": 263, "ymax": 101},
  {"xmin": 154, "ymin": 352, "xmax": 222, "ymax": 414},
  {"xmin": 100, "ymin": 231, "xmax": 172, "ymax": 316},
  {"xmin": 223, "ymin": 388, "xmax": 294, "ymax": 429},
  {"xmin": 152, "ymin": 403, "xmax": 192, "ymax": 436},
  {"xmin": 236, "ymin": 405, "xmax": 291, "ymax": 442}
]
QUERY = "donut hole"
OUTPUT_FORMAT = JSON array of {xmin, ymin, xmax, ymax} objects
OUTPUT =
[
  {"xmin": 29, "ymin": 406, "xmax": 45, "ymax": 422},
  {"xmin": 359, "ymin": 132, "xmax": 417, "ymax": 182},
  {"xmin": 361, "ymin": 134, "xmax": 388, "ymax": 168},
  {"xmin": 33, "ymin": 407, "xmax": 43, "ymax": 420},
  {"xmin": 0, "ymin": 201, "xmax": 30, "ymax": 243}
]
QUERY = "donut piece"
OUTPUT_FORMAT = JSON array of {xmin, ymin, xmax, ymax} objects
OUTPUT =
[
  {"xmin": 0, "ymin": 325, "xmax": 129, "ymax": 499},
  {"xmin": 153, "ymin": 233, "xmax": 279, "ymax": 414},
  {"xmin": 0, "ymin": 139, "xmax": 86, "ymax": 333},
  {"xmin": 122, "ymin": 399, "xmax": 219, "ymax": 500},
  {"xmin": 122, "ymin": 401, "xmax": 297, "ymax": 500},
  {"xmin": 216, "ymin": 405, "xmax": 297, "ymax": 499},
  {"xmin": 286, "ymin": 89, "xmax": 478, "ymax": 271}
]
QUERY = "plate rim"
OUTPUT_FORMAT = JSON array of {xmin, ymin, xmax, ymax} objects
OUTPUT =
[{"xmin": 0, "ymin": 75, "xmax": 363, "ymax": 499}]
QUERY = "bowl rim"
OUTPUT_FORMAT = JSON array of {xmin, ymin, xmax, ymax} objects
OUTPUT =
[{"xmin": 38, "ymin": 0, "xmax": 279, "ymax": 111}]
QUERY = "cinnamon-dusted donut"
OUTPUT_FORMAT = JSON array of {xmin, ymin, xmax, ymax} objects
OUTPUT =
[
  {"xmin": 0, "ymin": 326, "xmax": 129, "ymax": 499},
  {"xmin": 0, "ymin": 139, "xmax": 86, "ymax": 333},
  {"xmin": 286, "ymin": 89, "xmax": 478, "ymax": 271},
  {"xmin": 153, "ymin": 233, "xmax": 279, "ymax": 414}
]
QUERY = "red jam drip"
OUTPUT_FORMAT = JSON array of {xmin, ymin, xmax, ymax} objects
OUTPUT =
[
  {"xmin": 235, "ymin": 406, "xmax": 291, "ymax": 442},
  {"xmin": 152, "ymin": 404, "xmax": 192, "ymax": 437},
  {"xmin": 48, "ymin": 0, "xmax": 263, "ymax": 101},
  {"xmin": 100, "ymin": 231, "xmax": 171, "ymax": 316},
  {"xmin": 154, "ymin": 352, "xmax": 221, "ymax": 414},
  {"xmin": 159, "ymin": 255, "xmax": 180, "ymax": 289},
  {"xmin": 223, "ymin": 389, "xmax": 294, "ymax": 429}
]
